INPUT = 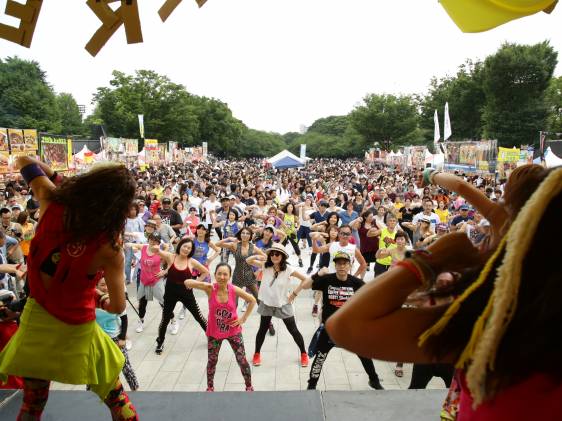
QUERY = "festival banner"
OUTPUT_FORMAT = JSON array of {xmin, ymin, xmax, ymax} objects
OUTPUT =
[
  {"xmin": 144, "ymin": 139, "xmax": 159, "ymax": 163},
  {"xmin": 7, "ymin": 128, "xmax": 25, "ymax": 152},
  {"xmin": 497, "ymin": 147, "xmax": 521, "ymax": 162},
  {"xmin": 40, "ymin": 134, "xmax": 70, "ymax": 171},
  {"xmin": 0, "ymin": 152, "xmax": 9, "ymax": 173},
  {"xmin": 202, "ymin": 141, "xmax": 208, "ymax": 157},
  {"xmin": 157, "ymin": 143, "xmax": 167, "ymax": 162},
  {"xmin": 444, "ymin": 140, "xmax": 497, "ymax": 173},
  {"xmin": 0, "ymin": 128, "xmax": 8, "ymax": 152},
  {"xmin": 123, "ymin": 138, "xmax": 139, "ymax": 156},
  {"xmin": 23, "ymin": 129, "xmax": 38, "ymax": 151},
  {"xmin": 105, "ymin": 137, "xmax": 122, "ymax": 154}
]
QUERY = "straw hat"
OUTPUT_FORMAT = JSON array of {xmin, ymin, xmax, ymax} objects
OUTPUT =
[{"xmin": 266, "ymin": 243, "xmax": 288, "ymax": 258}]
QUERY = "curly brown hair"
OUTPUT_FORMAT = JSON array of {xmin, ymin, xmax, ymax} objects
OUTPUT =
[{"xmin": 48, "ymin": 165, "xmax": 136, "ymax": 249}]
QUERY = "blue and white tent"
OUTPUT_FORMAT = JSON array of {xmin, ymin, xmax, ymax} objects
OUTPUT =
[{"xmin": 267, "ymin": 150, "xmax": 306, "ymax": 169}]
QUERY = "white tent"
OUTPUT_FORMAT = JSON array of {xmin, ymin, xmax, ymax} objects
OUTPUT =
[
  {"xmin": 545, "ymin": 147, "xmax": 562, "ymax": 168},
  {"xmin": 267, "ymin": 149, "xmax": 305, "ymax": 169}
]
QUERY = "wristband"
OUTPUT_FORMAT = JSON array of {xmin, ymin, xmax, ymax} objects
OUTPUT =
[
  {"xmin": 20, "ymin": 164, "xmax": 46, "ymax": 185},
  {"xmin": 429, "ymin": 170, "xmax": 441, "ymax": 185},
  {"xmin": 396, "ymin": 260, "xmax": 423, "ymax": 284},
  {"xmin": 422, "ymin": 168, "xmax": 433, "ymax": 186}
]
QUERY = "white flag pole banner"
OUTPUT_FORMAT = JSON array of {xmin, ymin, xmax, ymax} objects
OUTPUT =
[
  {"xmin": 300, "ymin": 144, "xmax": 306, "ymax": 159},
  {"xmin": 444, "ymin": 102, "xmax": 452, "ymax": 140},
  {"xmin": 434, "ymin": 109, "xmax": 441, "ymax": 146},
  {"xmin": 138, "ymin": 114, "xmax": 145, "ymax": 139}
]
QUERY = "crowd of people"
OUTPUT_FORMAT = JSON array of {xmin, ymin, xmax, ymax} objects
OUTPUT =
[{"xmin": 0, "ymin": 155, "xmax": 559, "ymax": 420}]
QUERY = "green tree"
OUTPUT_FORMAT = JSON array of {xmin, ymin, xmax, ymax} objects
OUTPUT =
[
  {"xmin": 307, "ymin": 115, "xmax": 350, "ymax": 137},
  {"xmin": 482, "ymin": 42, "xmax": 558, "ymax": 147},
  {"xmin": 545, "ymin": 76, "xmax": 562, "ymax": 135},
  {"xmin": 0, "ymin": 56, "xmax": 60, "ymax": 132},
  {"xmin": 195, "ymin": 97, "xmax": 244, "ymax": 156},
  {"xmin": 420, "ymin": 60, "xmax": 485, "ymax": 144},
  {"xmin": 92, "ymin": 70, "xmax": 200, "ymax": 144},
  {"xmin": 238, "ymin": 129, "xmax": 286, "ymax": 157},
  {"xmin": 349, "ymin": 94, "xmax": 419, "ymax": 151},
  {"xmin": 55, "ymin": 93, "xmax": 83, "ymax": 135}
]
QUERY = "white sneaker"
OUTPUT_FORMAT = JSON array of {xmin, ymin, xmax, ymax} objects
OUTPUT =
[
  {"xmin": 170, "ymin": 319, "xmax": 179, "ymax": 335},
  {"xmin": 179, "ymin": 308, "xmax": 186, "ymax": 320},
  {"xmin": 125, "ymin": 340, "xmax": 133, "ymax": 351},
  {"xmin": 135, "ymin": 320, "xmax": 144, "ymax": 333}
]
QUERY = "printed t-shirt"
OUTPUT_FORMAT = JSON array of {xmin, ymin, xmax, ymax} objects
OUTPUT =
[{"xmin": 311, "ymin": 273, "xmax": 364, "ymax": 323}]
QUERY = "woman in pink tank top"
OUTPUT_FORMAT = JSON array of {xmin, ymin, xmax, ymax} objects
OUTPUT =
[{"xmin": 186, "ymin": 263, "xmax": 256, "ymax": 392}]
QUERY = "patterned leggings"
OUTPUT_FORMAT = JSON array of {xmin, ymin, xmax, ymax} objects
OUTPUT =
[
  {"xmin": 207, "ymin": 333, "xmax": 252, "ymax": 389},
  {"xmin": 18, "ymin": 378, "xmax": 138, "ymax": 421},
  {"xmin": 113, "ymin": 337, "xmax": 139, "ymax": 391}
]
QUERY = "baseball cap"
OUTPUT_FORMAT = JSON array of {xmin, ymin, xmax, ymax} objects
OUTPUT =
[
  {"xmin": 162, "ymin": 198, "xmax": 171, "ymax": 204},
  {"xmin": 333, "ymin": 251, "xmax": 352, "ymax": 262},
  {"xmin": 319, "ymin": 200, "xmax": 329, "ymax": 207},
  {"xmin": 460, "ymin": 205, "xmax": 470, "ymax": 211},
  {"xmin": 419, "ymin": 215, "xmax": 431, "ymax": 224},
  {"xmin": 11, "ymin": 205, "xmax": 21, "ymax": 210},
  {"xmin": 479, "ymin": 219, "xmax": 491, "ymax": 227},
  {"xmin": 228, "ymin": 195, "xmax": 236, "ymax": 200},
  {"xmin": 439, "ymin": 0, "xmax": 557, "ymax": 33},
  {"xmin": 148, "ymin": 232, "xmax": 161, "ymax": 242},
  {"xmin": 436, "ymin": 223, "xmax": 449, "ymax": 232}
]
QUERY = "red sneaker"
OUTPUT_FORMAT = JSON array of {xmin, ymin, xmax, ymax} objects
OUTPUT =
[
  {"xmin": 206, "ymin": 387, "xmax": 214, "ymax": 392},
  {"xmin": 252, "ymin": 353, "xmax": 261, "ymax": 366},
  {"xmin": 300, "ymin": 353, "xmax": 309, "ymax": 367},
  {"xmin": 245, "ymin": 386, "xmax": 254, "ymax": 392}
]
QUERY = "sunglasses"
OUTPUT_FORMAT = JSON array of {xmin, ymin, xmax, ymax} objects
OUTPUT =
[
  {"xmin": 269, "ymin": 251, "xmax": 283, "ymax": 257},
  {"xmin": 339, "ymin": 232, "xmax": 352, "ymax": 236}
]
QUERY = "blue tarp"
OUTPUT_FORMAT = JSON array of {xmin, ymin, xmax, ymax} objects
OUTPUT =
[{"xmin": 272, "ymin": 156, "xmax": 305, "ymax": 169}]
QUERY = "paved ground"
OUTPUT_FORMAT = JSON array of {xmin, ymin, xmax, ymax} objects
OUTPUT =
[{"xmin": 51, "ymin": 246, "xmax": 448, "ymax": 393}]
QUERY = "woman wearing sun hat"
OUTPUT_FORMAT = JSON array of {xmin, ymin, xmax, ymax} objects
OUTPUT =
[{"xmin": 246, "ymin": 243, "xmax": 309, "ymax": 368}]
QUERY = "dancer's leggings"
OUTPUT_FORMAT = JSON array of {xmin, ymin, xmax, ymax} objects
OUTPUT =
[
  {"xmin": 408, "ymin": 363, "xmax": 454, "ymax": 389},
  {"xmin": 282, "ymin": 235, "xmax": 301, "ymax": 257},
  {"xmin": 254, "ymin": 315, "xmax": 305, "ymax": 354},
  {"xmin": 235, "ymin": 282, "xmax": 258, "ymax": 307},
  {"xmin": 297, "ymin": 226, "xmax": 312, "ymax": 247},
  {"xmin": 113, "ymin": 338, "xmax": 139, "ymax": 391},
  {"xmin": 19, "ymin": 378, "xmax": 138, "ymax": 421},
  {"xmin": 157, "ymin": 282, "xmax": 207, "ymax": 344},
  {"xmin": 138, "ymin": 296, "xmax": 164, "ymax": 320},
  {"xmin": 307, "ymin": 328, "xmax": 379, "ymax": 389},
  {"xmin": 207, "ymin": 333, "xmax": 252, "ymax": 388}
]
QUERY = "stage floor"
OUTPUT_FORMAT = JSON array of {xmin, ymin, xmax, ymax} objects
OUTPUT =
[{"xmin": 0, "ymin": 389, "xmax": 446, "ymax": 420}]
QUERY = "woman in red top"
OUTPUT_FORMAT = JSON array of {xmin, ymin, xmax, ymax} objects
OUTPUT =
[
  {"xmin": 0, "ymin": 157, "xmax": 138, "ymax": 421},
  {"xmin": 328, "ymin": 165, "xmax": 562, "ymax": 420}
]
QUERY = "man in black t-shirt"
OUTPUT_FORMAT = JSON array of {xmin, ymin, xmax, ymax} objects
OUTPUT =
[
  {"xmin": 291, "ymin": 251, "xmax": 383, "ymax": 390},
  {"xmin": 158, "ymin": 198, "xmax": 183, "ymax": 235}
]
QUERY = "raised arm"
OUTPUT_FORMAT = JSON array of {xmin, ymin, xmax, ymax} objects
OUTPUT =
[
  {"xmin": 215, "ymin": 237, "xmax": 237, "ymax": 252},
  {"xmin": 246, "ymin": 254, "xmax": 266, "ymax": 268},
  {"xmin": 15, "ymin": 156, "xmax": 56, "ymax": 218},
  {"xmin": 184, "ymin": 279, "xmax": 213, "ymax": 295}
]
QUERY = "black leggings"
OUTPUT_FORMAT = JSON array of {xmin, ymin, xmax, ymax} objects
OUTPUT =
[
  {"xmin": 139, "ymin": 296, "xmax": 164, "ymax": 320},
  {"xmin": 255, "ymin": 315, "xmax": 305, "ymax": 354},
  {"xmin": 282, "ymin": 235, "xmax": 301, "ymax": 257},
  {"xmin": 408, "ymin": 363, "xmax": 454, "ymax": 389},
  {"xmin": 157, "ymin": 282, "xmax": 207, "ymax": 344},
  {"xmin": 308, "ymin": 327, "xmax": 379, "ymax": 389}
]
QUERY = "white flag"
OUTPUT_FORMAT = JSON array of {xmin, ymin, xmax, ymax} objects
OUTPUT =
[
  {"xmin": 444, "ymin": 102, "xmax": 452, "ymax": 140},
  {"xmin": 138, "ymin": 114, "xmax": 145, "ymax": 139},
  {"xmin": 434, "ymin": 109, "xmax": 440, "ymax": 145}
]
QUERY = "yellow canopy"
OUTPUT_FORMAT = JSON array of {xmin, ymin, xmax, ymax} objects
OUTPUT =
[{"xmin": 440, "ymin": 0, "xmax": 558, "ymax": 32}]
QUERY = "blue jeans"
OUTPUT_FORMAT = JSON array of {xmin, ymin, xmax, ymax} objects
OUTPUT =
[{"xmin": 124, "ymin": 247, "xmax": 134, "ymax": 282}]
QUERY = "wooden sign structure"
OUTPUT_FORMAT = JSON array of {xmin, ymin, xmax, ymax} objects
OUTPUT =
[{"xmin": 0, "ymin": 0, "xmax": 208, "ymax": 57}]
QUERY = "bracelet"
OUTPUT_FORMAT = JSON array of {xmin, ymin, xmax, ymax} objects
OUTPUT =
[
  {"xmin": 395, "ymin": 260, "xmax": 423, "ymax": 284},
  {"xmin": 422, "ymin": 168, "xmax": 434, "ymax": 186},
  {"xmin": 429, "ymin": 170, "xmax": 441, "ymax": 185},
  {"xmin": 20, "ymin": 164, "xmax": 46, "ymax": 185}
]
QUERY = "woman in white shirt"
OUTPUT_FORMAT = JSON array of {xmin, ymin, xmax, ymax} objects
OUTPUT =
[{"xmin": 246, "ymin": 243, "xmax": 309, "ymax": 368}]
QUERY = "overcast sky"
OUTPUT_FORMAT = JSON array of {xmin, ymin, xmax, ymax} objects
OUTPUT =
[{"xmin": 1, "ymin": 0, "xmax": 561, "ymax": 134}]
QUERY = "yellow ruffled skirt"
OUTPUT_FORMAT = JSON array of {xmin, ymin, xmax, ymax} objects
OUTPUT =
[{"xmin": 0, "ymin": 298, "xmax": 124, "ymax": 400}]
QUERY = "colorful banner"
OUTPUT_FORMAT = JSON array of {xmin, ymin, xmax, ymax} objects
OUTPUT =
[
  {"xmin": 123, "ymin": 138, "xmax": 138, "ymax": 156},
  {"xmin": 105, "ymin": 137, "xmax": 122, "ymax": 153},
  {"xmin": 144, "ymin": 139, "xmax": 159, "ymax": 163},
  {"xmin": 8, "ymin": 128, "xmax": 25, "ymax": 152},
  {"xmin": 444, "ymin": 140, "xmax": 497, "ymax": 173},
  {"xmin": 497, "ymin": 147, "xmax": 521, "ymax": 162},
  {"xmin": 0, "ymin": 128, "xmax": 8, "ymax": 152},
  {"xmin": 40, "ymin": 134, "xmax": 70, "ymax": 171},
  {"xmin": 0, "ymin": 151, "xmax": 9, "ymax": 174},
  {"xmin": 157, "ymin": 143, "xmax": 167, "ymax": 162},
  {"xmin": 23, "ymin": 129, "xmax": 38, "ymax": 151}
]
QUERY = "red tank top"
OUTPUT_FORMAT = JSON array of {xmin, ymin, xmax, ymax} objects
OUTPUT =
[
  {"xmin": 27, "ymin": 203, "xmax": 105, "ymax": 324},
  {"xmin": 167, "ymin": 257, "xmax": 193, "ymax": 285}
]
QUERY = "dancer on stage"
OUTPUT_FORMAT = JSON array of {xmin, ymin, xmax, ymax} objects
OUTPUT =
[{"xmin": 0, "ymin": 157, "xmax": 138, "ymax": 420}]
